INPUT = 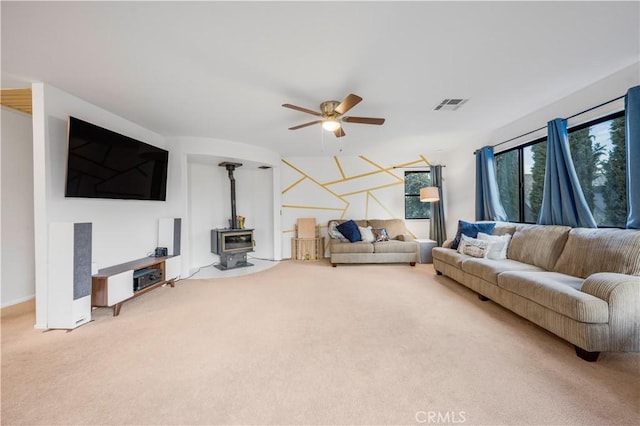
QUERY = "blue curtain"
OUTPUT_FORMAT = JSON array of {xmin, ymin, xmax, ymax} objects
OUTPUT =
[
  {"xmin": 429, "ymin": 165, "xmax": 447, "ymax": 246},
  {"xmin": 538, "ymin": 118, "xmax": 597, "ymax": 228},
  {"xmin": 626, "ymin": 86, "xmax": 640, "ymax": 229},
  {"xmin": 475, "ymin": 146, "xmax": 508, "ymax": 221}
]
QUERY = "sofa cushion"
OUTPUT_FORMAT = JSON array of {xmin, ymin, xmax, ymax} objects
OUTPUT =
[
  {"xmin": 358, "ymin": 226, "xmax": 375, "ymax": 243},
  {"xmin": 492, "ymin": 222, "xmax": 517, "ymax": 237},
  {"xmin": 553, "ymin": 228, "xmax": 640, "ymax": 278},
  {"xmin": 457, "ymin": 234, "xmax": 489, "ymax": 258},
  {"xmin": 497, "ymin": 271, "xmax": 609, "ymax": 323},
  {"xmin": 477, "ymin": 232, "xmax": 512, "ymax": 260},
  {"xmin": 371, "ymin": 228, "xmax": 390, "ymax": 242},
  {"xmin": 507, "ymin": 224, "xmax": 571, "ymax": 271},
  {"xmin": 432, "ymin": 247, "xmax": 467, "ymax": 269},
  {"xmin": 336, "ymin": 220, "xmax": 361, "ymax": 242},
  {"xmin": 367, "ymin": 219, "xmax": 409, "ymax": 240},
  {"xmin": 328, "ymin": 220, "xmax": 349, "ymax": 242},
  {"xmin": 373, "ymin": 240, "xmax": 418, "ymax": 254},
  {"xmin": 329, "ymin": 241, "xmax": 374, "ymax": 254},
  {"xmin": 461, "ymin": 258, "xmax": 545, "ymax": 285},
  {"xmin": 451, "ymin": 220, "xmax": 496, "ymax": 250}
]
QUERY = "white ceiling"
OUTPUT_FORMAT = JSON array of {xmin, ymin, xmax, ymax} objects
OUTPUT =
[{"xmin": 2, "ymin": 1, "xmax": 639, "ymax": 157}]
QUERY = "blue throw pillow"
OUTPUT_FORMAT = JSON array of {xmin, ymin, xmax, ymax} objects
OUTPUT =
[
  {"xmin": 451, "ymin": 220, "xmax": 496, "ymax": 250},
  {"xmin": 336, "ymin": 220, "xmax": 362, "ymax": 242}
]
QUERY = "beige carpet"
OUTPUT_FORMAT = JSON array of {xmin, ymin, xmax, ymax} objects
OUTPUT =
[{"xmin": 2, "ymin": 260, "xmax": 638, "ymax": 425}]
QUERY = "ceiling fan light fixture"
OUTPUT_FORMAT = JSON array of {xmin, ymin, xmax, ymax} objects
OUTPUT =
[
  {"xmin": 322, "ymin": 118, "xmax": 341, "ymax": 132},
  {"xmin": 283, "ymin": 94, "xmax": 384, "ymax": 138}
]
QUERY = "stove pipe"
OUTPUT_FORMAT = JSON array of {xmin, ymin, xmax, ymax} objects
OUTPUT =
[{"xmin": 219, "ymin": 162, "xmax": 243, "ymax": 229}]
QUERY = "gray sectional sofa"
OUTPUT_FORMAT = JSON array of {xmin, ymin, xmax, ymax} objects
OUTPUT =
[
  {"xmin": 328, "ymin": 219, "xmax": 418, "ymax": 266},
  {"xmin": 432, "ymin": 222, "xmax": 640, "ymax": 361}
]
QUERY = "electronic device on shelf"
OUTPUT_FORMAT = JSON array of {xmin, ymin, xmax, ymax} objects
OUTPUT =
[{"xmin": 133, "ymin": 267, "xmax": 163, "ymax": 291}]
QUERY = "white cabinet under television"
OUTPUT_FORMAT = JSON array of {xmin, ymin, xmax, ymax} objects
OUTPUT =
[
  {"xmin": 92, "ymin": 255, "xmax": 181, "ymax": 316},
  {"xmin": 164, "ymin": 255, "xmax": 181, "ymax": 281},
  {"xmin": 105, "ymin": 270, "xmax": 134, "ymax": 306}
]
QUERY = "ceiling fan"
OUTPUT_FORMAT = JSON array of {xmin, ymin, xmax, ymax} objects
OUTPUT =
[{"xmin": 282, "ymin": 93, "xmax": 385, "ymax": 138}]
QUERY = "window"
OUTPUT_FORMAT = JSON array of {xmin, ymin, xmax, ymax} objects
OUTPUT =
[
  {"xmin": 404, "ymin": 171, "xmax": 432, "ymax": 219},
  {"xmin": 496, "ymin": 149, "xmax": 520, "ymax": 221},
  {"xmin": 568, "ymin": 113, "xmax": 626, "ymax": 227},
  {"xmin": 496, "ymin": 138, "xmax": 547, "ymax": 223},
  {"xmin": 495, "ymin": 111, "xmax": 626, "ymax": 227},
  {"xmin": 524, "ymin": 140, "xmax": 547, "ymax": 223}
]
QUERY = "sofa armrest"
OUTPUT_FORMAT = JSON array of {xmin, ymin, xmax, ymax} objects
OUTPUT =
[
  {"xmin": 581, "ymin": 273, "xmax": 640, "ymax": 351},
  {"xmin": 581, "ymin": 273, "xmax": 640, "ymax": 302}
]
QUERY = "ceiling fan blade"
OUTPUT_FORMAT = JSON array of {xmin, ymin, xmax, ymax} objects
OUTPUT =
[
  {"xmin": 282, "ymin": 103, "xmax": 322, "ymax": 117},
  {"xmin": 342, "ymin": 116, "xmax": 386, "ymax": 125},
  {"xmin": 289, "ymin": 120, "xmax": 322, "ymax": 130},
  {"xmin": 334, "ymin": 94, "xmax": 363, "ymax": 115},
  {"xmin": 334, "ymin": 127, "xmax": 346, "ymax": 138}
]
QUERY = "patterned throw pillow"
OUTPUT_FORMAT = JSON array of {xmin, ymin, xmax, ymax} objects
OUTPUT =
[
  {"xmin": 336, "ymin": 220, "xmax": 361, "ymax": 242},
  {"xmin": 371, "ymin": 228, "xmax": 390, "ymax": 242},
  {"xmin": 451, "ymin": 220, "xmax": 496, "ymax": 250},
  {"xmin": 328, "ymin": 220, "xmax": 349, "ymax": 242},
  {"xmin": 477, "ymin": 232, "xmax": 512, "ymax": 260},
  {"xmin": 358, "ymin": 226, "xmax": 375, "ymax": 243},
  {"xmin": 457, "ymin": 234, "xmax": 489, "ymax": 258}
]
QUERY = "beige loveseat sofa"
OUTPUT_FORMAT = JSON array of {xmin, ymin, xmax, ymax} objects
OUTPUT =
[
  {"xmin": 328, "ymin": 219, "xmax": 418, "ymax": 267},
  {"xmin": 432, "ymin": 223, "xmax": 640, "ymax": 361}
]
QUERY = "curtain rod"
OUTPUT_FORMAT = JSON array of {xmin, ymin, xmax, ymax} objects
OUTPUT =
[
  {"xmin": 392, "ymin": 165, "xmax": 446, "ymax": 169},
  {"xmin": 474, "ymin": 93, "xmax": 626, "ymax": 154}
]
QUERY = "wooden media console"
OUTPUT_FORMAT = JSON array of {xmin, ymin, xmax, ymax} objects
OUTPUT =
[{"xmin": 91, "ymin": 255, "xmax": 181, "ymax": 316}]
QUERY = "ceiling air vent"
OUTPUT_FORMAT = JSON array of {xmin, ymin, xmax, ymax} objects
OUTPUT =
[{"xmin": 434, "ymin": 98, "xmax": 469, "ymax": 111}]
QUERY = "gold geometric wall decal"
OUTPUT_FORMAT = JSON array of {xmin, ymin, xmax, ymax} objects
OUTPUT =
[
  {"xmin": 282, "ymin": 171, "xmax": 348, "ymax": 212},
  {"xmin": 366, "ymin": 190, "xmax": 398, "ymax": 219},
  {"xmin": 282, "ymin": 204, "xmax": 346, "ymax": 211},
  {"xmin": 282, "ymin": 176, "xmax": 307, "ymax": 194},
  {"xmin": 419, "ymin": 154, "xmax": 432, "ymax": 166},
  {"xmin": 282, "ymin": 159, "xmax": 347, "ymax": 202},
  {"xmin": 395, "ymin": 159, "xmax": 429, "ymax": 169},
  {"xmin": 359, "ymin": 156, "xmax": 404, "ymax": 182},
  {"xmin": 334, "ymin": 157, "xmax": 346, "ymax": 180},
  {"xmin": 339, "ymin": 181, "xmax": 403, "ymax": 197},
  {"xmin": 323, "ymin": 163, "xmax": 394, "ymax": 185},
  {"xmin": 281, "ymin": 154, "xmax": 432, "ymax": 258}
]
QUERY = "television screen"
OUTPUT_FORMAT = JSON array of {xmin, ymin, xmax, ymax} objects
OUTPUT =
[{"xmin": 65, "ymin": 117, "xmax": 168, "ymax": 201}]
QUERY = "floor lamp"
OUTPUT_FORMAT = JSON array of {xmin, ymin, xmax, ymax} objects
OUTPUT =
[
  {"xmin": 420, "ymin": 187, "xmax": 440, "ymax": 203},
  {"xmin": 420, "ymin": 186, "xmax": 440, "ymax": 243}
]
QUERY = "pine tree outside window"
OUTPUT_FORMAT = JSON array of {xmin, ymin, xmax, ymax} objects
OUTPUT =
[
  {"xmin": 404, "ymin": 171, "xmax": 432, "ymax": 219},
  {"xmin": 495, "ymin": 111, "xmax": 626, "ymax": 227}
]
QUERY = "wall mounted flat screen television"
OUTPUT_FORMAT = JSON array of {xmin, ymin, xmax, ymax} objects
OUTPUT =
[{"xmin": 65, "ymin": 117, "xmax": 168, "ymax": 201}]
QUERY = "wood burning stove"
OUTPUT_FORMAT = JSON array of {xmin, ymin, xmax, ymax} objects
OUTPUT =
[
  {"xmin": 211, "ymin": 228, "xmax": 254, "ymax": 270},
  {"xmin": 211, "ymin": 162, "xmax": 255, "ymax": 270}
]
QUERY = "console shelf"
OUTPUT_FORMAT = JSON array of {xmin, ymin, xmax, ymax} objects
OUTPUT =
[{"xmin": 92, "ymin": 255, "xmax": 180, "ymax": 316}]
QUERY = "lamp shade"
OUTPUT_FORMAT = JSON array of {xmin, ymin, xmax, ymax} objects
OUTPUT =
[{"xmin": 420, "ymin": 186, "xmax": 440, "ymax": 202}]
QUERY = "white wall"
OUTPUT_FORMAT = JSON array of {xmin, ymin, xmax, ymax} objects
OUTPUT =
[
  {"xmin": 1, "ymin": 107, "xmax": 35, "ymax": 307},
  {"xmin": 279, "ymin": 154, "xmax": 439, "ymax": 258},
  {"xmin": 32, "ymin": 83, "xmax": 181, "ymax": 328},
  {"xmin": 188, "ymin": 163, "xmax": 276, "ymax": 270},
  {"xmin": 492, "ymin": 62, "xmax": 640, "ymax": 153},
  {"xmin": 441, "ymin": 149, "xmax": 477, "ymax": 239},
  {"xmin": 16, "ymin": 62, "xmax": 638, "ymax": 319},
  {"xmin": 444, "ymin": 63, "xmax": 640, "ymax": 237},
  {"xmin": 168, "ymin": 136, "xmax": 281, "ymax": 274}
]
